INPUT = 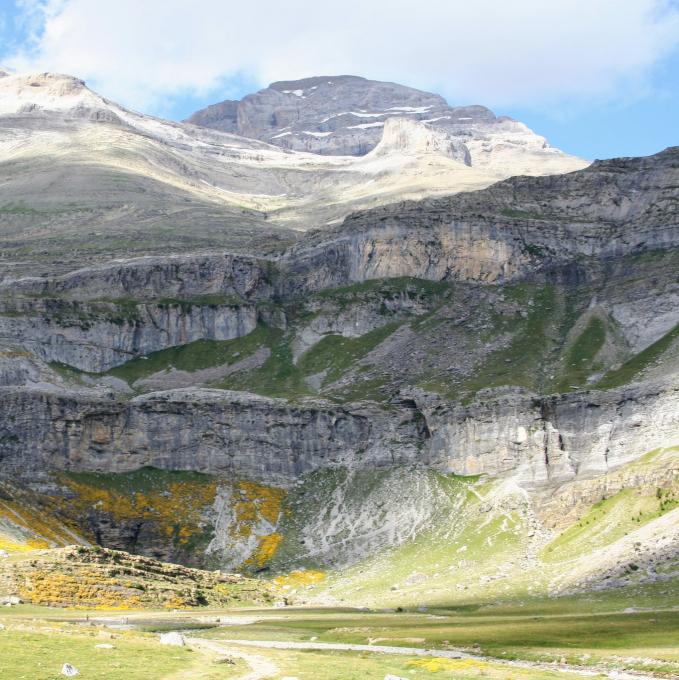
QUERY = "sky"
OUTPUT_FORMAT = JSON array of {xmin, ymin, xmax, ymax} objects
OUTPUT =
[{"xmin": 0, "ymin": 0, "xmax": 678, "ymax": 160}]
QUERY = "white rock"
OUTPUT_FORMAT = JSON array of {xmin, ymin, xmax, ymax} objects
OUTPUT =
[
  {"xmin": 0, "ymin": 623, "xmax": 5, "ymax": 631},
  {"xmin": 384, "ymin": 675, "xmax": 409, "ymax": 680},
  {"xmin": 61, "ymin": 663, "xmax": 79, "ymax": 676},
  {"xmin": 94, "ymin": 643, "xmax": 114, "ymax": 649},
  {"xmin": 159, "ymin": 632, "xmax": 185, "ymax": 646}
]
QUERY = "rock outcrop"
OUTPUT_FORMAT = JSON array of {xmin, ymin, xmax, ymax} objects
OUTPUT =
[
  {"xmin": 185, "ymin": 74, "xmax": 577, "ymax": 173},
  {"xmin": 0, "ymin": 297, "xmax": 259, "ymax": 372},
  {"xmin": 1, "ymin": 379, "xmax": 677, "ymax": 491}
]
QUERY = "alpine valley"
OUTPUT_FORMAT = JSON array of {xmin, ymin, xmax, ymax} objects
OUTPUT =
[{"xmin": 0, "ymin": 69, "xmax": 678, "ymax": 680}]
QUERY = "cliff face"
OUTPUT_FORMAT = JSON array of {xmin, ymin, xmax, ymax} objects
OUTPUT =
[
  {"xmin": 2, "ymin": 379, "xmax": 676, "ymax": 491},
  {"xmin": 0, "ymin": 388, "xmax": 425, "ymax": 484},
  {"xmin": 2, "ymin": 148, "xmax": 675, "ymax": 306},
  {"xmin": 0, "ymin": 146, "xmax": 677, "ymax": 585},
  {"xmin": 0, "ymin": 298, "xmax": 259, "ymax": 372},
  {"xmin": 414, "ymin": 381, "xmax": 679, "ymax": 485}
]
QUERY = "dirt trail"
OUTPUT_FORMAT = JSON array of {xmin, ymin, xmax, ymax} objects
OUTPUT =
[
  {"xmin": 187, "ymin": 637, "xmax": 279, "ymax": 680},
  {"xmin": 217, "ymin": 639, "xmax": 659, "ymax": 680}
]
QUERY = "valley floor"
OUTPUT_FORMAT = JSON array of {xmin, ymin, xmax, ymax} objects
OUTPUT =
[{"xmin": 1, "ymin": 592, "xmax": 678, "ymax": 679}]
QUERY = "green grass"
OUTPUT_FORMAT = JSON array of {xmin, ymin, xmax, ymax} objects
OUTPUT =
[
  {"xmin": 62, "ymin": 466, "xmax": 215, "ymax": 495},
  {"xmin": 554, "ymin": 316, "xmax": 606, "ymax": 392},
  {"xmin": 156, "ymin": 294, "xmax": 246, "ymax": 309},
  {"xmin": 228, "ymin": 645, "xmax": 578, "ymax": 679},
  {"xmin": 106, "ymin": 324, "xmax": 279, "ymax": 384},
  {"xmin": 455, "ymin": 284, "xmax": 559, "ymax": 401},
  {"xmin": 597, "ymin": 322, "xmax": 679, "ymax": 389},
  {"xmin": 297, "ymin": 322, "xmax": 401, "ymax": 386},
  {"xmin": 200, "ymin": 602, "xmax": 679, "ymax": 676},
  {"xmin": 0, "ymin": 626, "xmax": 233, "ymax": 680},
  {"xmin": 541, "ymin": 485, "xmax": 678, "ymax": 562},
  {"xmin": 219, "ymin": 321, "xmax": 401, "ymax": 401},
  {"xmin": 313, "ymin": 277, "xmax": 453, "ymax": 308}
]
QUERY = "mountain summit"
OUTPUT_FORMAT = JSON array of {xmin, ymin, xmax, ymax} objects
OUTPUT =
[
  {"xmin": 186, "ymin": 74, "xmax": 575, "ymax": 167},
  {"xmin": 0, "ymin": 70, "xmax": 587, "ymax": 277}
]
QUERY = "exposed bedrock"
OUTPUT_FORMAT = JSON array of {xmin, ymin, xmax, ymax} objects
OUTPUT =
[
  {"xmin": 412, "ymin": 381, "xmax": 679, "ymax": 485},
  {"xmin": 0, "ymin": 147, "xmax": 676, "ymax": 301},
  {"xmin": 0, "ymin": 298, "xmax": 259, "ymax": 372},
  {"xmin": 1, "ymin": 379, "xmax": 676, "ymax": 489},
  {"xmin": 0, "ymin": 253, "xmax": 275, "ymax": 302},
  {"xmin": 0, "ymin": 388, "xmax": 426, "ymax": 485}
]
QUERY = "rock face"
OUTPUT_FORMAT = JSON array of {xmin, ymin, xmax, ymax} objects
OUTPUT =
[
  {"xmin": 2, "ymin": 147, "xmax": 673, "ymax": 305},
  {"xmin": 1, "ymin": 380, "xmax": 676, "ymax": 490},
  {"xmin": 1, "ymin": 72, "xmax": 678, "ymax": 589},
  {"xmin": 0, "ymin": 298, "xmax": 259, "ymax": 372},
  {"xmin": 0, "ymin": 388, "xmax": 426, "ymax": 485},
  {"xmin": 413, "ymin": 381, "xmax": 679, "ymax": 485},
  {"xmin": 185, "ymin": 74, "xmax": 554, "ymax": 164}
]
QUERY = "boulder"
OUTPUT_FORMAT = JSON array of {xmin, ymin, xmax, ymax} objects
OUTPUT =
[
  {"xmin": 159, "ymin": 632, "xmax": 185, "ymax": 646},
  {"xmin": 61, "ymin": 664, "xmax": 79, "ymax": 676}
]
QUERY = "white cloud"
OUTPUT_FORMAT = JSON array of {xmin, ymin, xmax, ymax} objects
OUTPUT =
[{"xmin": 4, "ymin": 0, "xmax": 679, "ymax": 114}]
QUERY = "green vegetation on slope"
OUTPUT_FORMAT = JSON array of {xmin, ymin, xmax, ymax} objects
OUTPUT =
[
  {"xmin": 218, "ymin": 321, "xmax": 402, "ymax": 401},
  {"xmin": 554, "ymin": 316, "xmax": 606, "ymax": 392},
  {"xmin": 107, "ymin": 324, "xmax": 281, "ymax": 384},
  {"xmin": 597, "ymin": 322, "xmax": 679, "ymax": 389},
  {"xmin": 297, "ymin": 322, "xmax": 401, "ymax": 386},
  {"xmin": 542, "ymin": 486, "xmax": 678, "ymax": 562},
  {"xmin": 313, "ymin": 276, "xmax": 454, "ymax": 308},
  {"xmin": 454, "ymin": 284, "xmax": 559, "ymax": 401}
]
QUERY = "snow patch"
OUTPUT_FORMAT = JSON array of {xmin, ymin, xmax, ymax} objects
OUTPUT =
[
  {"xmin": 421, "ymin": 116, "xmax": 451, "ymax": 124},
  {"xmin": 386, "ymin": 105, "xmax": 433, "ymax": 113},
  {"xmin": 347, "ymin": 122, "xmax": 385, "ymax": 130},
  {"xmin": 303, "ymin": 130, "xmax": 333, "ymax": 137},
  {"xmin": 320, "ymin": 111, "xmax": 385, "ymax": 123},
  {"xmin": 271, "ymin": 131, "xmax": 293, "ymax": 139},
  {"xmin": 282, "ymin": 89, "xmax": 304, "ymax": 97}
]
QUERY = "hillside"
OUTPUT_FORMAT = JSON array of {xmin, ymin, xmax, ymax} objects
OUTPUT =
[
  {"xmin": 0, "ymin": 70, "xmax": 677, "ymax": 630},
  {"xmin": 0, "ymin": 71, "xmax": 586, "ymax": 279}
]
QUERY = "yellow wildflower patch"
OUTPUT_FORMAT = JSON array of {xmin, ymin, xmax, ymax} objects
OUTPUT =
[
  {"xmin": 0, "ymin": 488, "xmax": 76, "ymax": 549},
  {"xmin": 58, "ymin": 473, "xmax": 218, "ymax": 547},
  {"xmin": 408, "ymin": 657, "xmax": 492, "ymax": 672},
  {"xmin": 232, "ymin": 481, "xmax": 285, "ymax": 539},
  {"xmin": 273, "ymin": 569, "xmax": 326, "ymax": 588},
  {"xmin": 0, "ymin": 535, "xmax": 48, "ymax": 552},
  {"xmin": 19, "ymin": 569, "xmax": 142, "ymax": 609},
  {"xmin": 247, "ymin": 532, "xmax": 283, "ymax": 568}
]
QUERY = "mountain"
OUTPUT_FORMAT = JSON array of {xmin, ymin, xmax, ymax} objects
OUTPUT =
[
  {"xmin": 0, "ymin": 73, "xmax": 587, "ymax": 276},
  {"xmin": 0, "ymin": 71, "xmax": 677, "ymax": 625},
  {"xmin": 186, "ymin": 74, "xmax": 567, "ymax": 166}
]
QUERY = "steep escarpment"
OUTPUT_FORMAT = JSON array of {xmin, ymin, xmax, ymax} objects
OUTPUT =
[
  {"xmin": 0, "ymin": 297, "xmax": 259, "ymax": 372},
  {"xmin": 1, "ymin": 378, "xmax": 676, "ymax": 491},
  {"xmin": 0, "ymin": 388, "xmax": 425, "ymax": 484},
  {"xmin": 2, "ymin": 147, "xmax": 674, "ymax": 306},
  {"xmin": 0, "ymin": 144, "xmax": 677, "ymax": 594}
]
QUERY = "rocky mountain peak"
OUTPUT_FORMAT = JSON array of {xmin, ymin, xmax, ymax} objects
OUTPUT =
[
  {"xmin": 185, "ymin": 74, "xmax": 499, "ymax": 156},
  {"xmin": 184, "ymin": 74, "xmax": 582, "ymax": 170}
]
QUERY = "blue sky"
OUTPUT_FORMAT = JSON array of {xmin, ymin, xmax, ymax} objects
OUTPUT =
[{"xmin": 1, "ymin": 0, "xmax": 678, "ymax": 161}]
